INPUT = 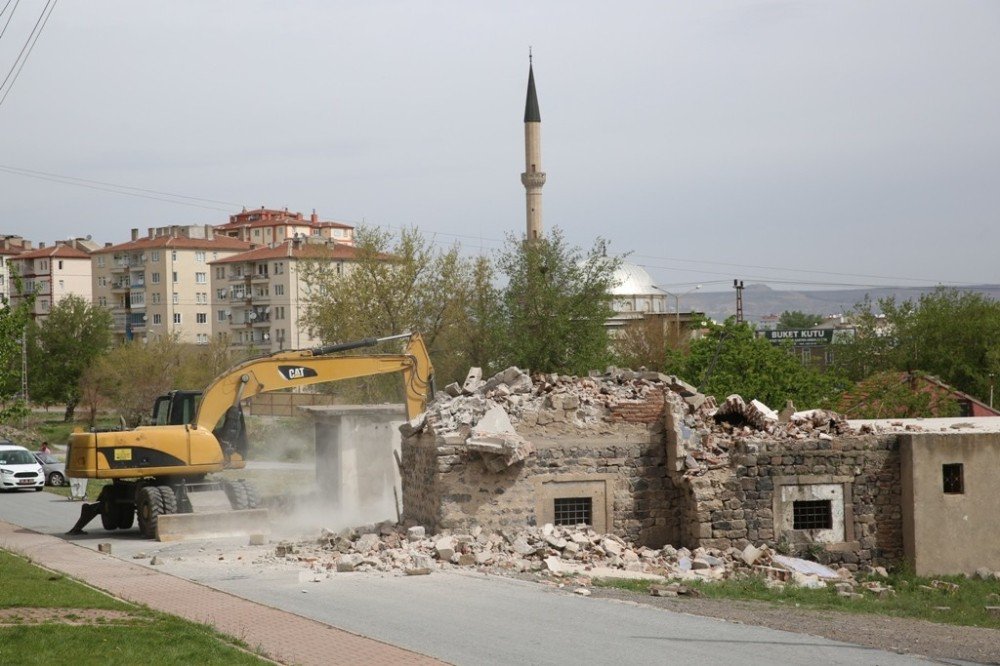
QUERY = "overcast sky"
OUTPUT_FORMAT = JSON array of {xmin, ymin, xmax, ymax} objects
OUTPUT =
[{"xmin": 1, "ymin": 1, "xmax": 998, "ymax": 293}]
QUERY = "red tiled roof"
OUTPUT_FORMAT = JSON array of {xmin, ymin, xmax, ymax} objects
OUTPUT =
[
  {"xmin": 11, "ymin": 244, "xmax": 91, "ymax": 260},
  {"xmin": 93, "ymin": 235, "xmax": 253, "ymax": 255},
  {"xmin": 215, "ymin": 218, "xmax": 354, "ymax": 231},
  {"xmin": 210, "ymin": 241, "xmax": 362, "ymax": 265}
]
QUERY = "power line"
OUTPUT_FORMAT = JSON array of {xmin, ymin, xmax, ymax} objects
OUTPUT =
[
  {"xmin": 631, "ymin": 253, "xmax": 970, "ymax": 288},
  {"xmin": 0, "ymin": 165, "xmax": 240, "ymax": 212},
  {"xmin": 0, "ymin": 0, "xmax": 21, "ymax": 44},
  {"xmin": 0, "ymin": 0, "xmax": 56, "ymax": 109},
  {"xmin": 0, "ymin": 158, "xmax": 986, "ymax": 288}
]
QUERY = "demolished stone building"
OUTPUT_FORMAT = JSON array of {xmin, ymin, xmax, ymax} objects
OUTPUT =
[{"xmin": 399, "ymin": 367, "xmax": 1000, "ymax": 575}]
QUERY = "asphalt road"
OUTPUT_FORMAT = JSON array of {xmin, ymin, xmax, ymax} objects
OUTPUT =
[{"xmin": 0, "ymin": 489, "xmax": 933, "ymax": 666}]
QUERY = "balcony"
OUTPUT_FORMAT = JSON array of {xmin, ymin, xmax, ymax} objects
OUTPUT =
[
  {"xmin": 110, "ymin": 281, "xmax": 129, "ymax": 293},
  {"xmin": 251, "ymin": 272, "xmax": 270, "ymax": 282}
]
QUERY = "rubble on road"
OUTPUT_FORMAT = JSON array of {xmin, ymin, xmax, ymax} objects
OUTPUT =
[{"xmin": 254, "ymin": 521, "xmax": 895, "ymax": 596}]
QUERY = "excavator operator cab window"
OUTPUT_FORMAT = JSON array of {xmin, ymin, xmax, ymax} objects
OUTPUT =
[{"xmin": 152, "ymin": 391, "xmax": 202, "ymax": 426}]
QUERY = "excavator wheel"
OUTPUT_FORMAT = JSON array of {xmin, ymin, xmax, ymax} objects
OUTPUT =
[
  {"xmin": 99, "ymin": 487, "xmax": 120, "ymax": 531},
  {"xmin": 222, "ymin": 479, "xmax": 249, "ymax": 510},
  {"xmin": 241, "ymin": 480, "xmax": 261, "ymax": 509},
  {"xmin": 136, "ymin": 486, "xmax": 164, "ymax": 539},
  {"xmin": 116, "ymin": 505, "xmax": 135, "ymax": 530},
  {"xmin": 158, "ymin": 485, "xmax": 178, "ymax": 515}
]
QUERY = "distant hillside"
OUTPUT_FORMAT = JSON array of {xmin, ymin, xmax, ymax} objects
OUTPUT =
[{"xmin": 684, "ymin": 284, "xmax": 1000, "ymax": 324}]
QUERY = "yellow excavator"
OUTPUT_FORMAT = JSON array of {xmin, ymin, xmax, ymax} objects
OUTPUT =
[{"xmin": 66, "ymin": 332, "xmax": 433, "ymax": 540}]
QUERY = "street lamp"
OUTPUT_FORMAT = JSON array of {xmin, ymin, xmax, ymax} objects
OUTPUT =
[{"xmin": 665, "ymin": 284, "xmax": 701, "ymax": 344}]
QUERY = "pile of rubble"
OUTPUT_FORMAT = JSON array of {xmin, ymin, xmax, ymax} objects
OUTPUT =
[
  {"xmin": 403, "ymin": 364, "xmax": 857, "ymax": 474},
  {"xmin": 262, "ymin": 522, "xmax": 886, "ymax": 597}
]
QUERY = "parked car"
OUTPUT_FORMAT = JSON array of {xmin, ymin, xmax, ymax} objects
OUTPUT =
[
  {"xmin": 33, "ymin": 451, "xmax": 66, "ymax": 486},
  {"xmin": 0, "ymin": 444, "xmax": 45, "ymax": 492}
]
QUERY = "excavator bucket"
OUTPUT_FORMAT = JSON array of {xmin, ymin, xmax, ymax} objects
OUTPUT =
[
  {"xmin": 156, "ymin": 508, "xmax": 269, "ymax": 541},
  {"xmin": 155, "ymin": 490, "xmax": 268, "ymax": 542}
]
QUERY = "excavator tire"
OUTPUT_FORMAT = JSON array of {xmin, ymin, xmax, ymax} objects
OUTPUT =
[
  {"xmin": 137, "ymin": 486, "xmax": 164, "ymax": 539},
  {"xmin": 241, "ymin": 480, "xmax": 261, "ymax": 509},
  {"xmin": 158, "ymin": 485, "xmax": 178, "ymax": 515},
  {"xmin": 116, "ymin": 505, "xmax": 135, "ymax": 530},
  {"xmin": 223, "ymin": 479, "xmax": 249, "ymax": 510},
  {"xmin": 99, "ymin": 487, "xmax": 119, "ymax": 531}
]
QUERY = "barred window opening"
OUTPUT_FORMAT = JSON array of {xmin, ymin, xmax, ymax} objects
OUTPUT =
[
  {"xmin": 554, "ymin": 497, "xmax": 592, "ymax": 527},
  {"xmin": 792, "ymin": 499, "xmax": 832, "ymax": 530}
]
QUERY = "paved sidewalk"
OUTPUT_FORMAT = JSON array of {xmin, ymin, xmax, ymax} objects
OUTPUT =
[{"xmin": 0, "ymin": 520, "xmax": 443, "ymax": 666}]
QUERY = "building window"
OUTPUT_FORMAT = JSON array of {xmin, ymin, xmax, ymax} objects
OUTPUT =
[
  {"xmin": 173, "ymin": 313, "xmax": 181, "ymax": 324},
  {"xmin": 792, "ymin": 500, "xmax": 833, "ymax": 530},
  {"xmin": 196, "ymin": 313, "xmax": 207, "ymax": 324},
  {"xmin": 195, "ymin": 251, "xmax": 205, "ymax": 262},
  {"xmin": 58, "ymin": 260, "xmax": 63, "ymax": 270},
  {"xmin": 151, "ymin": 292, "xmax": 160, "ymax": 304},
  {"xmin": 195, "ymin": 272, "xmax": 206, "ymax": 284},
  {"xmin": 151, "ymin": 272, "xmax": 160, "ymax": 284},
  {"xmin": 274, "ymin": 284, "xmax": 284, "ymax": 296},
  {"xmin": 171, "ymin": 250, "xmax": 177, "ymax": 261},
  {"xmin": 217, "ymin": 310, "xmax": 228, "ymax": 322},
  {"xmin": 215, "ymin": 267, "xmax": 225, "ymax": 279},
  {"xmin": 152, "ymin": 314, "xmax": 162, "ymax": 325},
  {"xmin": 943, "ymin": 464, "xmax": 964, "ymax": 494},
  {"xmin": 553, "ymin": 497, "xmax": 592, "ymax": 527},
  {"xmin": 172, "ymin": 292, "xmax": 178, "ymax": 305},
  {"xmin": 97, "ymin": 257, "xmax": 105, "ymax": 268},
  {"xmin": 151, "ymin": 250, "xmax": 160, "ymax": 262},
  {"xmin": 274, "ymin": 262, "xmax": 284, "ymax": 274},
  {"xmin": 172, "ymin": 271, "xmax": 178, "ymax": 283}
]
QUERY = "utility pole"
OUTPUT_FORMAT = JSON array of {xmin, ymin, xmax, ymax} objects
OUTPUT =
[{"xmin": 733, "ymin": 279, "xmax": 745, "ymax": 324}]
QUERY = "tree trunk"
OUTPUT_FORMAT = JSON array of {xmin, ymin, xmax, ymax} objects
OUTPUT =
[{"xmin": 63, "ymin": 398, "xmax": 78, "ymax": 422}]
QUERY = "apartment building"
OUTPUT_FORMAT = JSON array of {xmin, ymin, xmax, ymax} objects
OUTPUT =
[
  {"xmin": 7, "ymin": 240, "xmax": 95, "ymax": 320},
  {"xmin": 214, "ymin": 207, "xmax": 355, "ymax": 247},
  {"xmin": 0, "ymin": 235, "xmax": 33, "ymax": 304},
  {"xmin": 91, "ymin": 225, "xmax": 251, "ymax": 344},
  {"xmin": 209, "ymin": 238, "xmax": 361, "ymax": 352}
]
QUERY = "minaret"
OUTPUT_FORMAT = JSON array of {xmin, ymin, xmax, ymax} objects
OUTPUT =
[{"xmin": 521, "ymin": 53, "xmax": 546, "ymax": 241}]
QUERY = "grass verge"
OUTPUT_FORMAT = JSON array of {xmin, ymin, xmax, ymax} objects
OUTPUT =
[
  {"xmin": 0, "ymin": 550, "xmax": 268, "ymax": 665},
  {"xmin": 595, "ymin": 571, "xmax": 1000, "ymax": 629}
]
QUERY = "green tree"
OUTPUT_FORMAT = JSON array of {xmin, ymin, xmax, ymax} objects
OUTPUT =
[
  {"xmin": 27, "ymin": 295, "xmax": 113, "ymax": 421},
  {"xmin": 0, "ymin": 274, "xmax": 33, "ymax": 421},
  {"xmin": 668, "ymin": 319, "xmax": 847, "ymax": 408},
  {"xmin": 777, "ymin": 310, "xmax": 824, "ymax": 330},
  {"xmin": 302, "ymin": 226, "xmax": 483, "ymax": 394},
  {"xmin": 611, "ymin": 317, "xmax": 669, "ymax": 372},
  {"xmin": 832, "ymin": 287, "xmax": 1000, "ymax": 403},
  {"xmin": 496, "ymin": 229, "xmax": 620, "ymax": 375}
]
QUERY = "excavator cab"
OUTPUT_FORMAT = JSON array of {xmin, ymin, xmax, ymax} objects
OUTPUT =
[
  {"xmin": 152, "ymin": 390, "xmax": 202, "ymax": 426},
  {"xmin": 152, "ymin": 390, "xmax": 248, "ymax": 460}
]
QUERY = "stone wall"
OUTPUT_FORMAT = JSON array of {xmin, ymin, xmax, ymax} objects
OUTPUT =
[
  {"xmin": 400, "ymin": 390, "xmax": 686, "ymax": 547},
  {"xmin": 689, "ymin": 434, "xmax": 902, "ymax": 570},
  {"xmin": 400, "ymin": 366, "xmax": 912, "ymax": 571}
]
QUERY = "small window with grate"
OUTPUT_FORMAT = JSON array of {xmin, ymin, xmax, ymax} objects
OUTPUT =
[
  {"xmin": 554, "ymin": 497, "xmax": 592, "ymax": 527},
  {"xmin": 942, "ymin": 463, "xmax": 964, "ymax": 494},
  {"xmin": 792, "ymin": 499, "xmax": 833, "ymax": 530}
]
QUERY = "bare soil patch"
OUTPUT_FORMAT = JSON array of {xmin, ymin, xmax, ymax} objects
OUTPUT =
[{"xmin": 0, "ymin": 608, "xmax": 148, "ymax": 626}]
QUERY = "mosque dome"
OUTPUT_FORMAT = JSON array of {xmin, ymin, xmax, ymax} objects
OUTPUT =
[{"xmin": 609, "ymin": 262, "xmax": 665, "ymax": 297}]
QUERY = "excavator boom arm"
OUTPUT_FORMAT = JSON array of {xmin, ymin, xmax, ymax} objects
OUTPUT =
[{"xmin": 195, "ymin": 332, "xmax": 433, "ymax": 429}]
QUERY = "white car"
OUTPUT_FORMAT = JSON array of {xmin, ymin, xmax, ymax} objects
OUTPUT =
[{"xmin": 0, "ymin": 444, "xmax": 45, "ymax": 492}]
